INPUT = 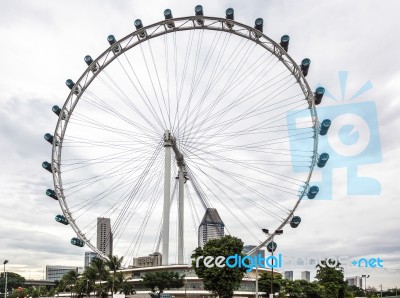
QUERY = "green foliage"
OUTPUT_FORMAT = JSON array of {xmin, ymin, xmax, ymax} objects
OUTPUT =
[
  {"xmin": 347, "ymin": 285, "xmax": 365, "ymax": 297},
  {"xmin": 321, "ymin": 282, "xmax": 340, "ymax": 298},
  {"xmin": 300, "ymin": 281, "xmax": 324, "ymax": 298},
  {"xmin": 279, "ymin": 279, "xmax": 304, "ymax": 297},
  {"xmin": 105, "ymin": 255, "xmax": 125, "ymax": 294},
  {"xmin": 316, "ymin": 259, "xmax": 347, "ymax": 298},
  {"xmin": 0, "ymin": 272, "xmax": 26, "ymax": 293},
  {"xmin": 191, "ymin": 235, "xmax": 246, "ymax": 298},
  {"xmin": 54, "ymin": 254, "xmax": 132, "ymax": 297},
  {"xmin": 105, "ymin": 255, "xmax": 123, "ymax": 273},
  {"xmin": 9, "ymin": 287, "xmax": 28, "ymax": 298},
  {"xmin": 88, "ymin": 257, "xmax": 110, "ymax": 297},
  {"xmin": 119, "ymin": 278, "xmax": 135, "ymax": 295},
  {"xmin": 258, "ymin": 272, "xmax": 282, "ymax": 295},
  {"xmin": 142, "ymin": 271, "xmax": 184, "ymax": 297}
]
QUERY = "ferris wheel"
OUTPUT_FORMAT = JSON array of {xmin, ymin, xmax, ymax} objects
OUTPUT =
[{"xmin": 43, "ymin": 6, "xmax": 330, "ymax": 266}]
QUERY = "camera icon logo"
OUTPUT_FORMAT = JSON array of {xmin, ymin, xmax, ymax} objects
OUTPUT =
[{"xmin": 286, "ymin": 71, "xmax": 382, "ymax": 200}]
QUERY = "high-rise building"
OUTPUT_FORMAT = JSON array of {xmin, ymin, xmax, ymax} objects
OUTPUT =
[
  {"xmin": 198, "ymin": 208, "xmax": 225, "ymax": 247},
  {"xmin": 84, "ymin": 251, "xmax": 98, "ymax": 268},
  {"xmin": 301, "ymin": 271, "xmax": 311, "ymax": 282},
  {"xmin": 133, "ymin": 252, "xmax": 162, "ymax": 267},
  {"xmin": 284, "ymin": 271, "xmax": 294, "ymax": 280},
  {"xmin": 97, "ymin": 218, "xmax": 113, "ymax": 256},
  {"xmin": 45, "ymin": 265, "xmax": 83, "ymax": 282},
  {"xmin": 346, "ymin": 276, "xmax": 362, "ymax": 288}
]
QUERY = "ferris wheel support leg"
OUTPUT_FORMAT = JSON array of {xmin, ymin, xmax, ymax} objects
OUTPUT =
[
  {"xmin": 163, "ymin": 130, "xmax": 172, "ymax": 265},
  {"xmin": 178, "ymin": 166, "xmax": 185, "ymax": 264}
]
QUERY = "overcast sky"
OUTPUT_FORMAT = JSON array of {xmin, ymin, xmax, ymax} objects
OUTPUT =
[{"xmin": 0, "ymin": 0, "xmax": 399, "ymax": 290}]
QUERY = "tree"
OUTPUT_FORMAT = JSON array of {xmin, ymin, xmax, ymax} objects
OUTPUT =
[
  {"xmin": 9, "ymin": 287, "xmax": 28, "ymax": 298},
  {"xmin": 279, "ymin": 279, "xmax": 303, "ymax": 298},
  {"xmin": 105, "ymin": 255, "xmax": 124, "ymax": 295},
  {"xmin": 142, "ymin": 271, "xmax": 184, "ymax": 298},
  {"xmin": 105, "ymin": 255, "xmax": 123, "ymax": 273},
  {"xmin": 0, "ymin": 272, "xmax": 25, "ymax": 293},
  {"xmin": 315, "ymin": 259, "xmax": 347, "ymax": 298},
  {"xmin": 258, "ymin": 272, "xmax": 282, "ymax": 295},
  {"xmin": 119, "ymin": 279, "xmax": 135, "ymax": 296},
  {"xmin": 365, "ymin": 286, "xmax": 378, "ymax": 297},
  {"xmin": 74, "ymin": 277, "xmax": 91, "ymax": 298},
  {"xmin": 83, "ymin": 264, "xmax": 97, "ymax": 296},
  {"xmin": 80, "ymin": 255, "xmax": 132, "ymax": 297},
  {"xmin": 63, "ymin": 270, "xmax": 79, "ymax": 296},
  {"xmin": 300, "ymin": 281, "xmax": 323, "ymax": 298},
  {"xmin": 321, "ymin": 282, "xmax": 340, "ymax": 298},
  {"xmin": 89, "ymin": 257, "xmax": 110, "ymax": 297},
  {"xmin": 192, "ymin": 235, "xmax": 246, "ymax": 298},
  {"xmin": 113, "ymin": 272, "xmax": 135, "ymax": 295},
  {"xmin": 347, "ymin": 285, "xmax": 365, "ymax": 297}
]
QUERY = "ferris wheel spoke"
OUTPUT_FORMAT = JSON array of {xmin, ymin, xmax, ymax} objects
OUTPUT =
[
  {"xmin": 96, "ymin": 68, "xmax": 164, "ymax": 133},
  {"xmin": 200, "ymin": 130, "xmax": 312, "ymax": 152},
  {"xmin": 183, "ymin": 70, "xmax": 289, "ymax": 146},
  {"xmin": 186, "ymin": 183, "xmax": 201, "ymax": 232},
  {"xmin": 185, "ymin": 72, "xmax": 296, "ymax": 144},
  {"xmin": 183, "ymin": 136, "xmax": 313, "ymax": 162},
  {"xmin": 173, "ymin": 29, "xmax": 196, "ymax": 140},
  {"xmin": 188, "ymin": 161, "xmax": 286, "ymax": 223},
  {"xmin": 179, "ymin": 29, "xmax": 211, "ymax": 142},
  {"xmin": 182, "ymin": 43, "xmax": 273, "ymax": 137},
  {"xmin": 186, "ymin": 164, "xmax": 262, "ymax": 243},
  {"xmin": 184, "ymin": 147, "xmax": 300, "ymax": 207},
  {"xmin": 72, "ymin": 110, "xmax": 159, "ymax": 141},
  {"xmin": 79, "ymin": 90, "xmax": 160, "ymax": 138},
  {"xmin": 74, "ymin": 149, "xmax": 164, "ymax": 250},
  {"xmin": 63, "ymin": 154, "xmax": 154, "ymax": 193},
  {"xmin": 178, "ymin": 33, "xmax": 244, "ymax": 135},
  {"xmin": 111, "ymin": 143, "xmax": 162, "ymax": 240},
  {"xmin": 184, "ymin": 48, "xmax": 276, "ymax": 146},
  {"xmin": 80, "ymin": 156, "xmax": 165, "ymax": 242},
  {"xmin": 184, "ymin": 143, "xmax": 309, "ymax": 185},
  {"xmin": 65, "ymin": 155, "xmax": 155, "ymax": 210},
  {"xmin": 182, "ymin": 146, "xmax": 308, "ymax": 210},
  {"xmin": 147, "ymin": 38, "xmax": 171, "ymax": 128},
  {"xmin": 175, "ymin": 31, "xmax": 239, "ymax": 130},
  {"xmin": 114, "ymin": 161, "xmax": 164, "ymax": 247},
  {"xmin": 122, "ymin": 163, "xmax": 179, "ymax": 263},
  {"xmin": 176, "ymin": 32, "xmax": 231, "ymax": 143},
  {"xmin": 192, "ymin": 100, "xmax": 308, "ymax": 149},
  {"xmin": 163, "ymin": 34, "xmax": 172, "ymax": 129},
  {"xmin": 180, "ymin": 40, "xmax": 257, "ymax": 145},
  {"xmin": 189, "ymin": 121, "xmax": 310, "ymax": 142},
  {"xmin": 133, "ymin": 40, "xmax": 168, "ymax": 130}
]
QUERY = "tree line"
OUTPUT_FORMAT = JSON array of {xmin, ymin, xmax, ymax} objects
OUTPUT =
[
  {"xmin": 0, "ymin": 255, "xmax": 183, "ymax": 298},
  {"xmin": 192, "ymin": 235, "xmax": 398, "ymax": 298},
  {"xmin": 1, "ymin": 237, "xmax": 398, "ymax": 298}
]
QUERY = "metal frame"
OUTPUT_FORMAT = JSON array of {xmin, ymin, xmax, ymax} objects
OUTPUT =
[{"xmin": 51, "ymin": 15, "xmax": 319, "ymax": 259}]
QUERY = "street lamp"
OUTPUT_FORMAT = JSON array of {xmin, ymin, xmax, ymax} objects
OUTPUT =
[
  {"xmin": 361, "ymin": 275, "xmax": 370, "ymax": 292},
  {"xmin": 3, "ymin": 260, "xmax": 8, "ymax": 298},
  {"xmin": 266, "ymin": 231, "xmax": 282, "ymax": 298},
  {"xmin": 255, "ymin": 229, "xmax": 282, "ymax": 298}
]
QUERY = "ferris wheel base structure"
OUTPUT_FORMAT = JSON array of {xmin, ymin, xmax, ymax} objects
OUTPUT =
[
  {"xmin": 163, "ymin": 130, "xmax": 187, "ymax": 265},
  {"xmin": 42, "ymin": 5, "xmax": 331, "ymax": 266}
]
